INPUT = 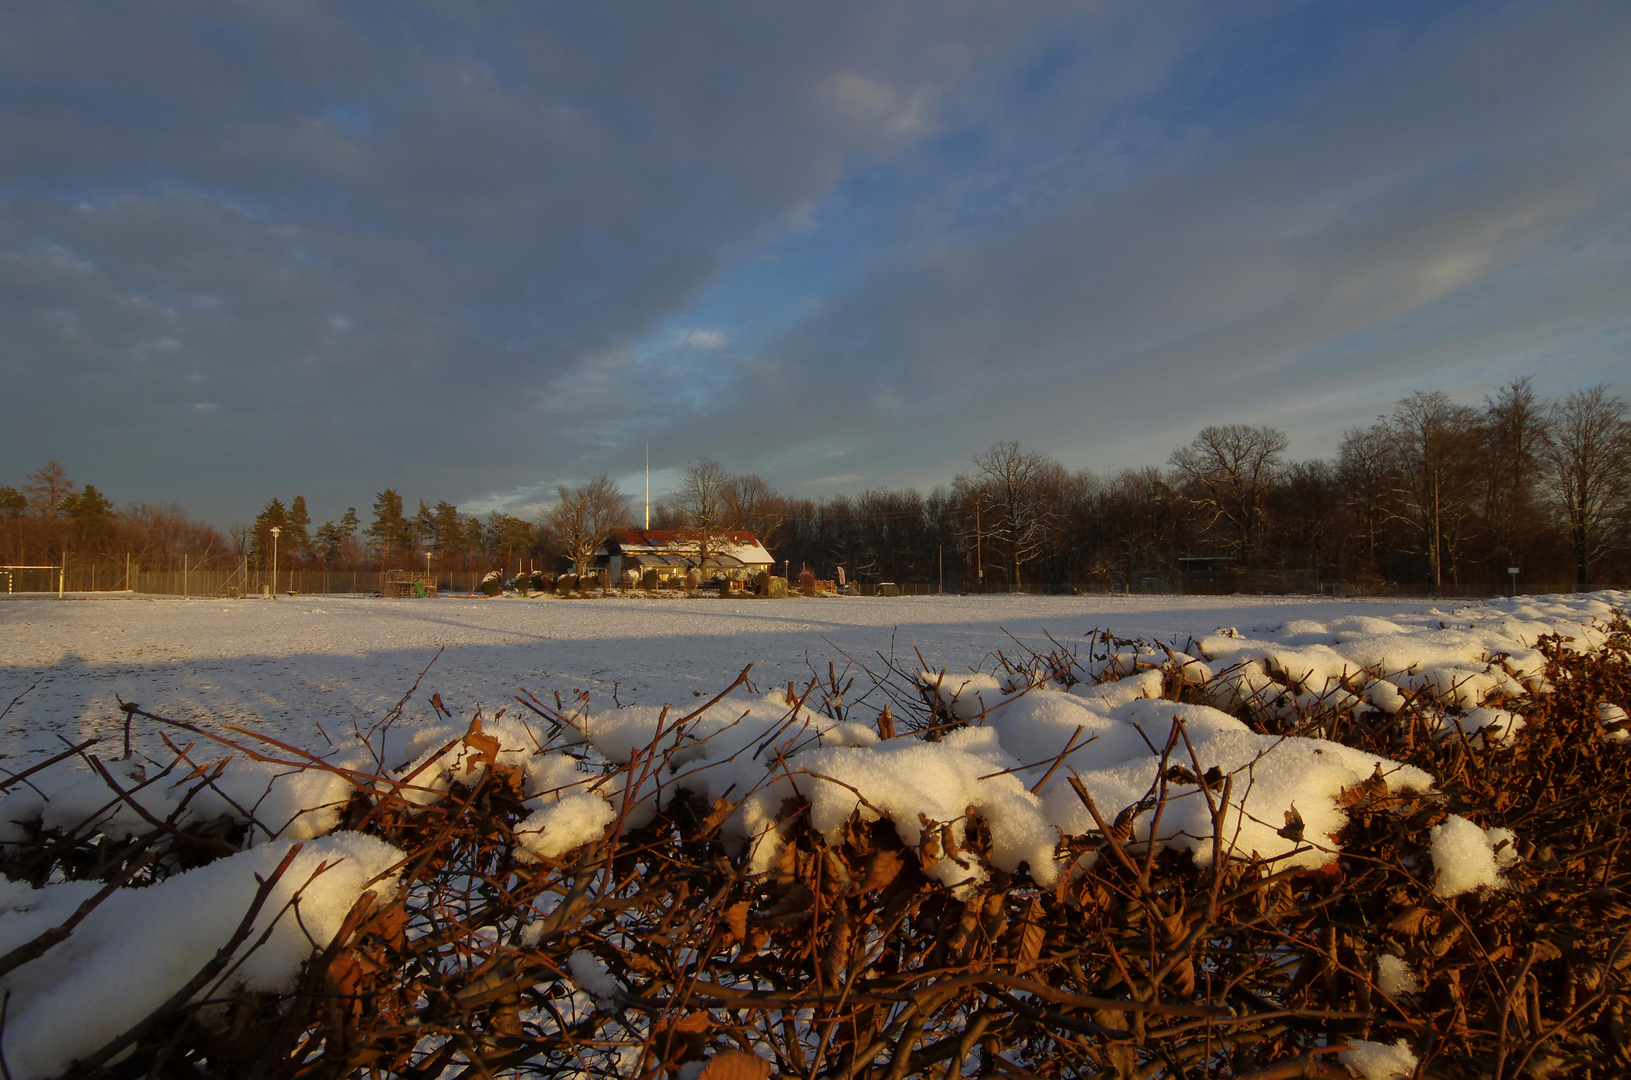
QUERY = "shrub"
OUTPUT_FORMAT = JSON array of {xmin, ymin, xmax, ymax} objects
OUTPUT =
[
  {"xmin": 797, "ymin": 567, "xmax": 816, "ymax": 594},
  {"xmin": 478, "ymin": 570, "xmax": 503, "ymax": 597},
  {"xmin": 8, "ymin": 616, "xmax": 1631, "ymax": 1080},
  {"xmin": 557, "ymin": 573, "xmax": 577, "ymax": 596},
  {"xmin": 641, "ymin": 569, "xmax": 659, "ymax": 590},
  {"xmin": 766, "ymin": 575, "xmax": 789, "ymax": 598}
]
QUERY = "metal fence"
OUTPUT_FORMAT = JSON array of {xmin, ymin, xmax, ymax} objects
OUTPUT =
[
  {"xmin": 0, "ymin": 563, "xmax": 497, "ymax": 597},
  {"xmin": 3, "ymin": 557, "xmax": 1621, "ymax": 600}
]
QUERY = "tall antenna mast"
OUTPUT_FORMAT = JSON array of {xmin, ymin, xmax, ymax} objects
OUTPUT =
[{"xmin": 644, "ymin": 443, "xmax": 650, "ymax": 531}]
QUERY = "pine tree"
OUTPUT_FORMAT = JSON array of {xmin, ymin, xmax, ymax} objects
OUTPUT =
[
  {"xmin": 288, "ymin": 496, "xmax": 313, "ymax": 565},
  {"xmin": 252, "ymin": 498, "xmax": 291, "ymax": 571},
  {"xmin": 368, "ymin": 490, "xmax": 411, "ymax": 568},
  {"xmin": 432, "ymin": 501, "xmax": 463, "ymax": 557}
]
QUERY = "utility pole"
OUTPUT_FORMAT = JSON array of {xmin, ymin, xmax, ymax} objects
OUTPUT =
[
  {"xmin": 975, "ymin": 499, "xmax": 983, "ymax": 592},
  {"xmin": 270, "ymin": 526, "xmax": 281, "ymax": 599},
  {"xmin": 645, "ymin": 443, "xmax": 650, "ymax": 531}
]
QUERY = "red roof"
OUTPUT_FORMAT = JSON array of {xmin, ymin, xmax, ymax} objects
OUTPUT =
[{"xmin": 610, "ymin": 529, "xmax": 764, "ymax": 547}]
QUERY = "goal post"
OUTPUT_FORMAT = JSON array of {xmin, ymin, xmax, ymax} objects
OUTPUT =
[{"xmin": 0, "ymin": 565, "xmax": 67, "ymax": 596}]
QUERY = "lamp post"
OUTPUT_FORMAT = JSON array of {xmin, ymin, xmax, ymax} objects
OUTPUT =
[{"xmin": 270, "ymin": 526, "xmax": 281, "ymax": 599}]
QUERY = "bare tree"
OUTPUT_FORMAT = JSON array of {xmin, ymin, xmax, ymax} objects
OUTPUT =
[
  {"xmin": 1544, "ymin": 386, "xmax": 1630, "ymax": 588},
  {"xmin": 544, "ymin": 475, "xmax": 630, "ymax": 579},
  {"xmin": 724, "ymin": 474, "xmax": 787, "ymax": 548},
  {"xmin": 671, "ymin": 456, "xmax": 733, "ymax": 573},
  {"xmin": 1384, "ymin": 391, "xmax": 1479, "ymax": 592},
  {"xmin": 1167, "ymin": 424, "xmax": 1288, "ymax": 573},
  {"xmin": 961, "ymin": 441, "xmax": 1063, "ymax": 589},
  {"xmin": 1337, "ymin": 424, "xmax": 1393, "ymax": 567},
  {"xmin": 1480, "ymin": 377, "xmax": 1550, "ymax": 575}
]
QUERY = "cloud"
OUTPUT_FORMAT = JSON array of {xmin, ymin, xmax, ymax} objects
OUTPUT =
[
  {"xmin": 0, "ymin": 1, "xmax": 1627, "ymax": 522},
  {"xmin": 679, "ymin": 329, "xmax": 728, "ymax": 350}
]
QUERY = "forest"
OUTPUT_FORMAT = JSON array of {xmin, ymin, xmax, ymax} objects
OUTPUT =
[{"xmin": 4, "ymin": 379, "xmax": 1627, "ymax": 595}]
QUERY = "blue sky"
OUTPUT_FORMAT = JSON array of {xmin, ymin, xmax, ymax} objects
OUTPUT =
[{"xmin": 2, "ymin": 1, "xmax": 1627, "ymax": 525}]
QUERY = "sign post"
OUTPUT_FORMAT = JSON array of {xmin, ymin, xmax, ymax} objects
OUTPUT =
[{"xmin": 1508, "ymin": 567, "xmax": 1520, "ymax": 598}]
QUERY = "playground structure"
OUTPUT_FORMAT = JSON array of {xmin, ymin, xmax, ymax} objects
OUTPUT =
[{"xmin": 381, "ymin": 570, "xmax": 438, "ymax": 598}]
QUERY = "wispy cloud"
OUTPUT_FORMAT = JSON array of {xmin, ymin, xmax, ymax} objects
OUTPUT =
[
  {"xmin": 0, "ymin": 2, "xmax": 1625, "ymax": 522},
  {"xmin": 679, "ymin": 329, "xmax": 728, "ymax": 350}
]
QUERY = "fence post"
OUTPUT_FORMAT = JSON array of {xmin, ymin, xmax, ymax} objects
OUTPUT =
[{"xmin": 58, "ymin": 555, "xmax": 65, "ymax": 600}]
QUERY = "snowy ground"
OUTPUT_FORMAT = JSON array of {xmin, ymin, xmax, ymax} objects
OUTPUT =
[
  {"xmin": 0, "ymin": 593, "xmax": 1448, "ymax": 760},
  {"xmin": 0, "ymin": 592, "xmax": 1461, "ymax": 762}
]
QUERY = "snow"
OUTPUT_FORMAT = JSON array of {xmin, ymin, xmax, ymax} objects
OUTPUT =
[
  {"xmin": 1339, "ymin": 1037, "xmax": 1419, "ymax": 1080},
  {"xmin": 1600, "ymin": 702, "xmax": 1629, "ymax": 742},
  {"xmin": 516, "ymin": 792, "xmax": 618, "ymax": 861},
  {"xmin": 0, "ymin": 588, "xmax": 1624, "ymax": 1073},
  {"xmin": 568, "ymin": 949, "xmax": 621, "ymax": 1004},
  {"xmin": 0, "ymin": 831, "xmax": 403, "ymax": 1080},
  {"xmin": 1376, "ymin": 953, "xmax": 1420, "ymax": 998},
  {"xmin": 1429, "ymin": 814, "xmax": 1519, "ymax": 898}
]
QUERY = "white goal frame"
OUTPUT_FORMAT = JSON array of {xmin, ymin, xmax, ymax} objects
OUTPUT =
[{"xmin": 0, "ymin": 564, "xmax": 67, "ymax": 598}]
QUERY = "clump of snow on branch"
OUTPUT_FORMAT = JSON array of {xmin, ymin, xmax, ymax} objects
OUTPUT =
[
  {"xmin": 1339, "ymin": 1037, "xmax": 1420, "ymax": 1080},
  {"xmin": 0, "ymin": 832, "xmax": 403, "ymax": 1080},
  {"xmin": 1429, "ymin": 814, "xmax": 1519, "ymax": 898}
]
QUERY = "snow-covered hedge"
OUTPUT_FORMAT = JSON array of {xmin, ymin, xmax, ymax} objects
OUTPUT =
[{"xmin": 0, "ymin": 592, "xmax": 1626, "ymax": 1079}]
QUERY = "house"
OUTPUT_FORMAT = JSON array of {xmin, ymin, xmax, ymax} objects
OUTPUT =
[{"xmin": 594, "ymin": 529, "xmax": 775, "ymax": 586}]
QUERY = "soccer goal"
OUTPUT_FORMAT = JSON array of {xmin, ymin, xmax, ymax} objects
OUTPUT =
[{"xmin": 0, "ymin": 565, "xmax": 66, "ymax": 596}]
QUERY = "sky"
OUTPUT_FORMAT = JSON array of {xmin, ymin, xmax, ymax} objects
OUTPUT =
[{"xmin": 2, "ymin": 1, "xmax": 1629, "ymax": 528}]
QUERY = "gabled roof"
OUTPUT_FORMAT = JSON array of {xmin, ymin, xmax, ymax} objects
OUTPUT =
[{"xmin": 604, "ymin": 529, "xmax": 774, "ymax": 565}]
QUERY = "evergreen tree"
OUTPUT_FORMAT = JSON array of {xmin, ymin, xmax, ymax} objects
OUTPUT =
[
  {"xmin": 432, "ymin": 501, "xmax": 463, "ymax": 557},
  {"xmin": 252, "ymin": 498, "xmax": 290, "ymax": 571},
  {"xmin": 368, "ymin": 490, "xmax": 411, "ymax": 568},
  {"xmin": 24, "ymin": 461, "xmax": 75, "ymax": 517},
  {"xmin": 314, "ymin": 521, "xmax": 342, "ymax": 567},
  {"xmin": 288, "ymin": 496, "xmax": 313, "ymax": 564}
]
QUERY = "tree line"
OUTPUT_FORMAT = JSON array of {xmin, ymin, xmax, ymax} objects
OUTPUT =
[
  {"xmin": 5, "ymin": 378, "xmax": 1626, "ymax": 592},
  {"xmin": 762, "ymin": 381, "xmax": 1629, "ymax": 593}
]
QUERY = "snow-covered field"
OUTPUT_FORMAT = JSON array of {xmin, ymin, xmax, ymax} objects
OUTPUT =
[{"xmin": 0, "ymin": 591, "xmax": 1516, "ymax": 760}]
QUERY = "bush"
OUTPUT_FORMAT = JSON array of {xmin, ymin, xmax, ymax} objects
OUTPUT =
[
  {"xmin": 641, "ymin": 569, "xmax": 659, "ymax": 590},
  {"xmin": 557, "ymin": 573, "xmax": 577, "ymax": 596},
  {"xmin": 797, "ymin": 567, "xmax": 816, "ymax": 594},
  {"xmin": 478, "ymin": 570, "xmax": 503, "ymax": 597},
  {"xmin": 719, "ymin": 577, "xmax": 732, "ymax": 597},
  {"xmin": 766, "ymin": 574, "xmax": 789, "ymax": 598},
  {"xmin": 8, "ymin": 616, "xmax": 1631, "ymax": 1080}
]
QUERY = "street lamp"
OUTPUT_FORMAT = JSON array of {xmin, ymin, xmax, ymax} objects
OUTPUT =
[{"xmin": 269, "ymin": 526, "xmax": 281, "ymax": 599}]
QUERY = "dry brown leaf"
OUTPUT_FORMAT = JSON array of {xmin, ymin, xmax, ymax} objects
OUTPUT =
[
  {"xmin": 822, "ymin": 907, "xmax": 853, "ymax": 983},
  {"xmin": 725, "ymin": 899, "xmax": 750, "ymax": 941},
  {"xmin": 698, "ymin": 1050, "xmax": 773, "ymax": 1080},
  {"xmin": 1018, "ymin": 897, "xmax": 1046, "ymax": 965},
  {"xmin": 1387, "ymin": 906, "xmax": 1433, "ymax": 936},
  {"xmin": 463, "ymin": 716, "xmax": 500, "ymax": 767},
  {"xmin": 671, "ymin": 1011, "xmax": 711, "ymax": 1034},
  {"xmin": 858, "ymin": 848, "xmax": 904, "ymax": 894}
]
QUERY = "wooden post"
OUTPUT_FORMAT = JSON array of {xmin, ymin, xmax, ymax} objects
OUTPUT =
[
  {"xmin": 58, "ymin": 554, "xmax": 65, "ymax": 600},
  {"xmin": 183, "ymin": 555, "xmax": 189, "ymax": 598}
]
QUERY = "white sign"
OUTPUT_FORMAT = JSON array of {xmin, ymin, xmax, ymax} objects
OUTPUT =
[{"xmin": 1507, "ymin": 567, "xmax": 1520, "ymax": 575}]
